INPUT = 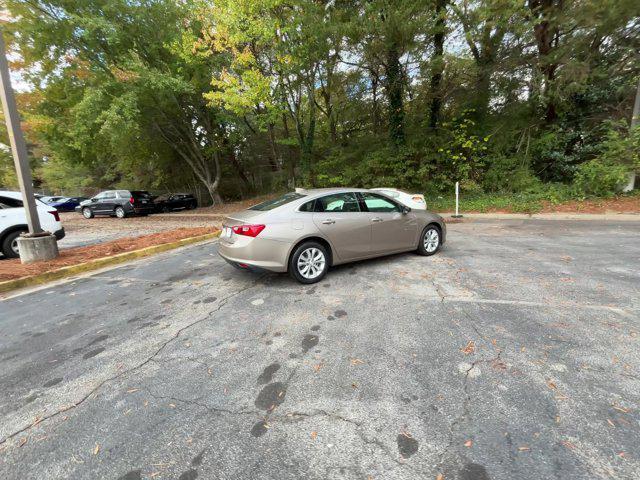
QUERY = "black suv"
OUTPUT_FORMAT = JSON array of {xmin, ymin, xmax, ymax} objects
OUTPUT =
[
  {"xmin": 154, "ymin": 193, "xmax": 198, "ymax": 212},
  {"xmin": 76, "ymin": 190, "xmax": 155, "ymax": 219}
]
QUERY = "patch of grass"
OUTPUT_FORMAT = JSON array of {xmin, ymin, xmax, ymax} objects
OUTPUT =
[{"xmin": 428, "ymin": 188, "xmax": 640, "ymax": 214}]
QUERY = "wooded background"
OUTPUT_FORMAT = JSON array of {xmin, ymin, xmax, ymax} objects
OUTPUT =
[{"xmin": 1, "ymin": 0, "xmax": 639, "ymax": 205}]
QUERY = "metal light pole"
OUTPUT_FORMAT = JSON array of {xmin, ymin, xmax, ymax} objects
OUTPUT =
[
  {"xmin": 0, "ymin": 30, "xmax": 58, "ymax": 262},
  {"xmin": 631, "ymin": 77, "xmax": 640, "ymax": 130}
]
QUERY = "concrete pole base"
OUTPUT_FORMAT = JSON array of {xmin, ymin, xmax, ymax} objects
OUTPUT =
[{"xmin": 17, "ymin": 234, "xmax": 59, "ymax": 264}]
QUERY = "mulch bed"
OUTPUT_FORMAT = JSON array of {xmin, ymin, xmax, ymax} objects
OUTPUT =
[{"xmin": 0, "ymin": 227, "xmax": 216, "ymax": 281}]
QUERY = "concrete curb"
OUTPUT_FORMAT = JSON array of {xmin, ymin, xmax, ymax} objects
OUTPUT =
[
  {"xmin": 439, "ymin": 212, "xmax": 640, "ymax": 221},
  {"xmin": 0, "ymin": 232, "xmax": 219, "ymax": 295}
]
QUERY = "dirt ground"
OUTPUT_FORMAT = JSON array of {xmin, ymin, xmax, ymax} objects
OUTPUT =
[
  {"xmin": 540, "ymin": 195, "xmax": 640, "ymax": 214},
  {"xmin": 0, "ymin": 227, "xmax": 216, "ymax": 281}
]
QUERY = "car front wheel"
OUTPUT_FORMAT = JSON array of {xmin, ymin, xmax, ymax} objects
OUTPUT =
[
  {"xmin": 289, "ymin": 241, "xmax": 329, "ymax": 284},
  {"xmin": 82, "ymin": 207, "xmax": 94, "ymax": 219},
  {"xmin": 417, "ymin": 225, "xmax": 441, "ymax": 256}
]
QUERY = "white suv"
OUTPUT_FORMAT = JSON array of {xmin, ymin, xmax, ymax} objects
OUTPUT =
[{"xmin": 0, "ymin": 191, "xmax": 65, "ymax": 258}]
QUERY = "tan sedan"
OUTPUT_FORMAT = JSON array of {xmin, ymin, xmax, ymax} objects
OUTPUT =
[{"xmin": 218, "ymin": 188, "xmax": 446, "ymax": 283}]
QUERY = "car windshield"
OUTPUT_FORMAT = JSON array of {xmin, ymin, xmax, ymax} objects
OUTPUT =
[{"xmin": 249, "ymin": 193, "xmax": 305, "ymax": 211}]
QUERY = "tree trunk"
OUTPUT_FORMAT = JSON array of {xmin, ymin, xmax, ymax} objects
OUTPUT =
[
  {"xmin": 428, "ymin": 0, "xmax": 447, "ymax": 131},
  {"xmin": 267, "ymin": 122, "xmax": 281, "ymax": 171},
  {"xmin": 530, "ymin": 0, "xmax": 560, "ymax": 124},
  {"xmin": 371, "ymin": 71, "xmax": 381, "ymax": 134},
  {"xmin": 282, "ymin": 114, "xmax": 296, "ymax": 185},
  {"xmin": 385, "ymin": 39, "xmax": 405, "ymax": 145}
]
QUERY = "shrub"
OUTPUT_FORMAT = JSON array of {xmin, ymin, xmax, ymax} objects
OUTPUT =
[{"xmin": 573, "ymin": 159, "xmax": 628, "ymax": 197}]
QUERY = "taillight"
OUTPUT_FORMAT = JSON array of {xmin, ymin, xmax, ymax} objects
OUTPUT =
[
  {"xmin": 129, "ymin": 197, "xmax": 135, "ymax": 205},
  {"xmin": 48, "ymin": 210, "xmax": 60, "ymax": 221},
  {"xmin": 232, "ymin": 224, "xmax": 265, "ymax": 237}
]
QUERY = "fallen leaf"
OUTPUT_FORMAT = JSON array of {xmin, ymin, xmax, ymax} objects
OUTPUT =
[
  {"xmin": 18, "ymin": 437, "xmax": 27, "ymax": 447},
  {"xmin": 461, "ymin": 341, "xmax": 475, "ymax": 355},
  {"xmin": 127, "ymin": 388, "xmax": 139, "ymax": 393},
  {"xmin": 612, "ymin": 405, "xmax": 630, "ymax": 413},
  {"xmin": 464, "ymin": 440, "xmax": 473, "ymax": 448},
  {"xmin": 518, "ymin": 446, "xmax": 530, "ymax": 451},
  {"xmin": 561, "ymin": 441, "xmax": 576, "ymax": 450},
  {"xmin": 618, "ymin": 452, "xmax": 626, "ymax": 458},
  {"xmin": 313, "ymin": 363, "xmax": 324, "ymax": 373},
  {"xmin": 168, "ymin": 403, "xmax": 176, "ymax": 408},
  {"xmin": 310, "ymin": 431, "xmax": 318, "ymax": 440},
  {"xmin": 436, "ymin": 475, "xmax": 444, "ymax": 480},
  {"xmin": 607, "ymin": 419, "xmax": 615, "ymax": 427},
  {"xmin": 546, "ymin": 380, "xmax": 557, "ymax": 390},
  {"xmin": 350, "ymin": 358, "xmax": 365, "ymax": 366},
  {"xmin": 93, "ymin": 443, "xmax": 100, "ymax": 455}
]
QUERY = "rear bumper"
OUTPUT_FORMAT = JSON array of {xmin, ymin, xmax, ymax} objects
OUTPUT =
[
  {"xmin": 54, "ymin": 227, "xmax": 66, "ymax": 240},
  {"xmin": 217, "ymin": 236, "xmax": 291, "ymax": 273}
]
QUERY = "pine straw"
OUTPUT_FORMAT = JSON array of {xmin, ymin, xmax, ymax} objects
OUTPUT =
[{"xmin": 0, "ymin": 227, "xmax": 217, "ymax": 281}]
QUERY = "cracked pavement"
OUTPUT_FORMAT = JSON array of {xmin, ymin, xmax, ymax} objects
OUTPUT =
[{"xmin": 1, "ymin": 218, "xmax": 639, "ymax": 479}]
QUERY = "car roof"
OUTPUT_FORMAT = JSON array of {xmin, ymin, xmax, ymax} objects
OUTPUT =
[
  {"xmin": 0, "ymin": 190, "xmax": 23, "ymax": 200},
  {"xmin": 296, "ymin": 187, "xmax": 372, "ymax": 198}
]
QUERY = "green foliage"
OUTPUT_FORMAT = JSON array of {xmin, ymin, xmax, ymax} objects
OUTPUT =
[
  {"xmin": 573, "ymin": 160, "xmax": 629, "ymax": 197},
  {"xmin": 4, "ymin": 0, "xmax": 639, "ymax": 202}
]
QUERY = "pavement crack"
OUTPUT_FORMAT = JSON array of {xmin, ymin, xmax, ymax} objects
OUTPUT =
[
  {"xmin": 274, "ymin": 409, "xmax": 418, "ymax": 471},
  {"xmin": 142, "ymin": 387, "xmax": 259, "ymax": 417},
  {"xmin": 0, "ymin": 276, "xmax": 264, "ymax": 447}
]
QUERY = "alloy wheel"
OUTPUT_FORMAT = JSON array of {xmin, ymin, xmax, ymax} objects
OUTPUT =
[
  {"xmin": 423, "ymin": 228, "xmax": 439, "ymax": 253},
  {"xmin": 297, "ymin": 247, "xmax": 326, "ymax": 280},
  {"xmin": 11, "ymin": 238, "xmax": 19, "ymax": 256}
]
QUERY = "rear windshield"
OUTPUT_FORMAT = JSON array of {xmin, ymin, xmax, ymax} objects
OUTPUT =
[
  {"xmin": 249, "ymin": 193, "xmax": 305, "ymax": 211},
  {"xmin": 130, "ymin": 191, "xmax": 152, "ymax": 198}
]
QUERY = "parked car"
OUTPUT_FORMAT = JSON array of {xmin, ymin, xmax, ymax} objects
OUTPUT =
[
  {"xmin": 371, "ymin": 188, "xmax": 427, "ymax": 210},
  {"xmin": 48, "ymin": 196, "xmax": 88, "ymax": 212},
  {"xmin": 0, "ymin": 191, "xmax": 65, "ymax": 258},
  {"xmin": 75, "ymin": 190, "xmax": 154, "ymax": 219},
  {"xmin": 154, "ymin": 193, "xmax": 198, "ymax": 212},
  {"xmin": 218, "ymin": 188, "xmax": 446, "ymax": 284},
  {"xmin": 40, "ymin": 195, "xmax": 66, "ymax": 205}
]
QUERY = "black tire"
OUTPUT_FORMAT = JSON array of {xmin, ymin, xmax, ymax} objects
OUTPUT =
[
  {"xmin": 115, "ymin": 206, "xmax": 127, "ymax": 219},
  {"xmin": 162, "ymin": 205, "xmax": 171, "ymax": 213},
  {"xmin": 2, "ymin": 229, "xmax": 26, "ymax": 258},
  {"xmin": 417, "ymin": 224, "xmax": 442, "ymax": 256},
  {"xmin": 82, "ymin": 207, "xmax": 94, "ymax": 219},
  {"xmin": 288, "ymin": 241, "xmax": 329, "ymax": 284}
]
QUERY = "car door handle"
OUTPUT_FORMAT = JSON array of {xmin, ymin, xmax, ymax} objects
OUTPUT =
[
  {"xmin": 321, "ymin": 219, "xmax": 335, "ymax": 225},
  {"xmin": 371, "ymin": 217, "xmax": 383, "ymax": 223}
]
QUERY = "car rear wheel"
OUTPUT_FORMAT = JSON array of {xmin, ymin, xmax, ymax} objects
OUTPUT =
[
  {"xmin": 417, "ymin": 225, "xmax": 441, "ymax": 256},
  {"xmin": 289, "ymin": 242, "xmax": 329, "ymax": 284},
  {"xmin": 2, "ymin": 230, "xmax": 26, "ymax": 258},
  {"xmin": 115, "ymin": 206, "xmax": 126, "ymax": 219},
  {"xmin": 82, "ymin": 207, "xmax": 94, "ymax": 219}
]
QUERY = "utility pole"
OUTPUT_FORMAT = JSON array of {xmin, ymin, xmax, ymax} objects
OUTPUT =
[{"xmin": 0, "ymin": 30, "xmax": 58, "ymax": 262}]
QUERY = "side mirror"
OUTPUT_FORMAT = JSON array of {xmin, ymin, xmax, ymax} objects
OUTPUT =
[
  {"xmin": 91, "ymin": 198, "xmax": 98, "ymax": 202},
  {"xmin": 402, "ymin": 206, "xmax": 411, "ymax": 214}
]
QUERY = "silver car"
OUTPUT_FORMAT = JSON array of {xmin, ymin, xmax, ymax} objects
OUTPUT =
[{"xmin": 218, "ymin": 188, "xmax": 446, "ymax": 284}]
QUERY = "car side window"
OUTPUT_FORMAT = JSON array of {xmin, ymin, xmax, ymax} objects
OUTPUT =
[
  {"xmin": 299, "ymin": 200, "xmax": 315, "ymax": 212},
  {"xmin": 360, "ymin": 192, "xmax": 401, "ymax": 213},
  {"xmin": 314, "ymin": 193, "xmax": 360, "ymax": 213},
  {"xmin": 0, "ymin": 196, "xmax": 23, "ymax": 208},
  {"xmin": 104, "ymin": 192, "xmax": 117, "ymax": 199}
]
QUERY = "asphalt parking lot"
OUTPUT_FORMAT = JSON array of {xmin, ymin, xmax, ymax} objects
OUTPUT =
[{"xmin": 1, "ymin": 219, "xmax": 639, "ymax": 480}]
